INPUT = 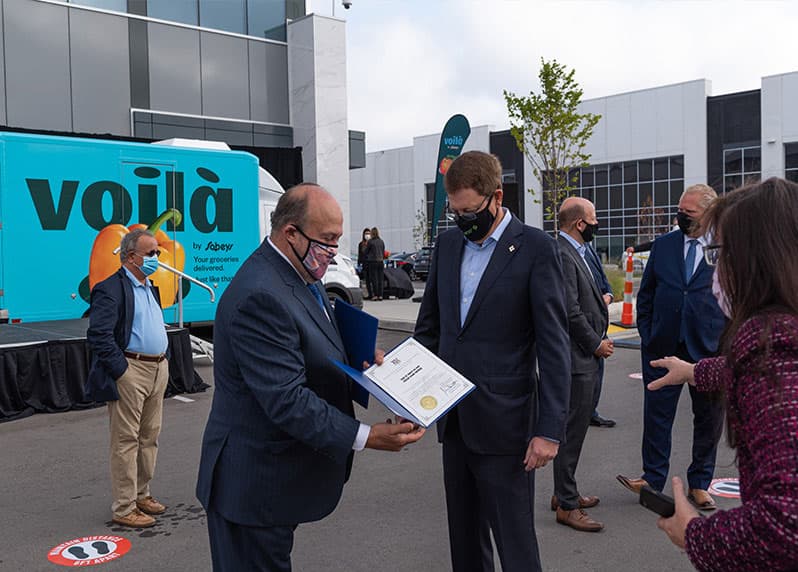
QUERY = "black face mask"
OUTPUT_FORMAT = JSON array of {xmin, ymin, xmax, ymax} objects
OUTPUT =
[
  {"xmin": 454, "ymin": 195, "xmax": 496, "ymax": 242},
  {"xmin": 579, "ymin": 221, "xmax": 600, "ymax": 243},
  {"xmin": 677, "ymin": 211, "xmax": 693, "ymax": 235}
]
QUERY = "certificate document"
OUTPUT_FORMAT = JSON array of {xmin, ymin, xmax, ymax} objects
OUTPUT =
[{"xmin": 333, "ymin": 337, "xmax": 475, "ymax": 427}]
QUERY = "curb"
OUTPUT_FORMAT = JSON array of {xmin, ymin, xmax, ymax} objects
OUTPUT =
[{"xmin": 377, "ymin": 319, "xmax": 415, "ymax": 334}]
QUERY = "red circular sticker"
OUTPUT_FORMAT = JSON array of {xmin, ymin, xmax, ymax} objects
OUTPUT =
[
  {"xmin": 628, "ymin": 372, "xmax": 643, "ymax": 380},
  {"xmin": 48, "ymin": 536, "xmax": 131, "ymax": 567},
  {"xmin": 708, "ymin": 477, "xmax": 740, "ymax": 499}
]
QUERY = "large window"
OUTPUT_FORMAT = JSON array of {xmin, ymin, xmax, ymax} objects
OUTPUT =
[
  {"xmin": 723, "ymin": 146, "xmax": 760, "ymax": 193},
  {"xmin": 785, "ymin": 143, "xmax": 798, "ymax": 183},
  {"xmin": 542, "ymin": 155, "xmax": 684, "ymax": 262}
]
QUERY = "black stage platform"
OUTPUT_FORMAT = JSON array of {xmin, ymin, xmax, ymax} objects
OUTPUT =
[{"xmin": 0, "ymin": 319, "xmax": 207, "ymax": 422}]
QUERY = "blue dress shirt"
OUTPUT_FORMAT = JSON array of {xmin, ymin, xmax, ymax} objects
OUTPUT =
[{"xmin": 123, "ymin": 267, "xmax": 168, "ymax": 355}]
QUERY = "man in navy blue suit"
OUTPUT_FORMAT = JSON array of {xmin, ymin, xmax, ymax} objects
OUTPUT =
[
  {"xmin": 617, "ymin": 184, "xmax": 725, "ymax": 511},
  {"xmin": 415, "ymin": 151, "xmax": 571, "ymax": 571},
  {"xmin": 196, "ymin": 184, "xmax": 424, "ymax": 571}
]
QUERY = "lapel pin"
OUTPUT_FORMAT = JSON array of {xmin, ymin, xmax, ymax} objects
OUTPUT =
[{"xmin": 509, "ymin": 245, "xmax": 516, "ymax": 252}]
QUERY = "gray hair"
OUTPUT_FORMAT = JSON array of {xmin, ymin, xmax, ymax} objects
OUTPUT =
[
  {"xmin": 119, "ymin": 229, "xmax": 154, "ymax": 262},
  {"xmin": 681, "ymin": 183, "xmax": 717, "ymax": 209}
]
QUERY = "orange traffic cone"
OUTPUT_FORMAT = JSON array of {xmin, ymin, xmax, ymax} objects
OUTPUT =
[{"xmin": 613, "ymin": 251, "xmax": 637, "ymax": 328}]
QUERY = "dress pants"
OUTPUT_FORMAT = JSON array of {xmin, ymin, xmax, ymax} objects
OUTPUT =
[
  {"xmin": 553, "ymin": 370, "xmax": 597, "ymax": 509},
  {"xmin": 206, "ymin": 507, "xmax": 296, "ymax": 572},
  {"xmin": 442, "ymin": 413, "xmax": 541, "ymax": 572},
  {"xmin": 641, "ymin": 344, "xmax": 724, "ymax": 491},
  {"xmin": 368, "ymin": 261, "xmax": 384, "ymax": 299},
  {"xmin": 591, "ymin": 358, "xmax": 605, "ymax": 416},
  {"xmin": 107, "ymin": 357, "xmax": 169, "ymax": 517}
]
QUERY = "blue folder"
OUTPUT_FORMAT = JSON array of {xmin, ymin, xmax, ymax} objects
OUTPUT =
[{"xmin": 332, "ymin": 299, "xmax": 378, "ymax": 408}]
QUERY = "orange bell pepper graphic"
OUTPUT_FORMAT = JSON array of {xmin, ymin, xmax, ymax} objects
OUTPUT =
[{"xmin": 88, "ymin": 209, "xmax": 185, "ymax": 308}]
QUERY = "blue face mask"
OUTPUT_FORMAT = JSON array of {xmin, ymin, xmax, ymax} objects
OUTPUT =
[{"xmin": 139, "ymin": 255, "xmax": 159, "ymax": 276}]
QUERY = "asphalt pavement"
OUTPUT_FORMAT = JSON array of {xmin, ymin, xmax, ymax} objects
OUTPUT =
[{"xmin": 0, "ymin": 282, "xmax": 738, "ymax": 571}]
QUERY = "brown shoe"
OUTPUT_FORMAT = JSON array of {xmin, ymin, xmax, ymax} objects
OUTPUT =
[
  {"xmin": 616, "ymin": 474, "xmax": 650, "ymax": 494},
  {"xmin": 550, "ymin": 495, "xmax": 600, "ymax": 511},
  {"xmin": 112, "ymin": 508, "xmax": 155, "ymax": 528},
  {"xmin": 136, "ymin": 496, "xmax": 166, "ymax": 515},
  {"xmin": 688, "ymin": 489, "xmax": 717, "ymax": 511},
  {"xmin": 555, "ymin": 507, "xmax": 604, "ymax": 532}
]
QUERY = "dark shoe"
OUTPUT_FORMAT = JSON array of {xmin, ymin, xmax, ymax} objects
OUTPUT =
[
  {"xmin": 555, "ymin": 507, "xmax": 604, "ymax": 532},
  {"xmin": 590, "ymin": 415, "xmax": 616, "ymax": 427},
  {"xmin": 550, "ymin": 495, "xmax": 600, "ymax": 511},
  {"xmin": 136, "ymin": 496, "xmax": 166, "ymax": 515},
  {"xmin": 616, "ymin": 475, "xmax": 650, "ymax": 494},
  {"xmin": 112, "ymin": 508, "xmax": 155, "ymax": 528},
  {"xmin": 687, "ymin": 489, "xmax": 717, "ymax": 511}
]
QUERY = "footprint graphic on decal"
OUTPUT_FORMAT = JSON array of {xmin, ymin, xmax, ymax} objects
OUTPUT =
[
  {"xmin": 92, "ymin": 541, "xmax": 110, "ymax": 555},
  {"xmin": 67, "ymin": 546, "xmax": 89, "ymax": 559}
]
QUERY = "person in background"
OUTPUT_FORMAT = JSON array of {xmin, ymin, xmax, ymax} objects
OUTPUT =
[
  {"xmin": 357, "ymin": 227, "xmax": 373, "ymax": 299},
  {"xmin": 648, "ymin": 177, "xmax": 798, "ymax": 571},
  {"xmin": 86, "ymin": 229, "xmax": 170, "ymax": 528},
  {"xmin": 617, "ymin": 184, "xmax": 726, "ymax": 512},
  {"xmin": 552, "ymin": 197, "xmax": 612, "ymax": 532},
  {"xmin": 365, "ymin": 227, "xmax": 386, "ymax": 301}
]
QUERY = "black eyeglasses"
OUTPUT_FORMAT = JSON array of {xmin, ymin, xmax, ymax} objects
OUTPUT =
[
  {"xmin": 704, "ymin": 244, "xmax": 722, "ymax": 266},
  {"xmin": 137, "ymin": 249, "xmax": 161, "ymax": 258},
  {"xmin": 445, "ymin": 193, "xmax": 493, "ymax": 222}
]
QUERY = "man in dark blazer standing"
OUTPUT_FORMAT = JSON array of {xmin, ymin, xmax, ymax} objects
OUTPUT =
[
  {"xmin": 617, "ymin": 184, "xmax": 725, "ymax": 511},
  {"xmin": 196, "ymin": 184, "xmax": 424, "ymax": 571},
  {"xmin": 414, "ymin": 151, "xmax": 571, "ymax": 571},
  {"xmin": 552, "ymin": 197, "xmax": 613, "ymax": 532},
  {"xmin": 86, "ymin": 229, "xmax": 170, "ymax": 528}
]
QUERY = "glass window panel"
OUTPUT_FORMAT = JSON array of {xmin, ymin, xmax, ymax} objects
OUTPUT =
[
  {"xmin": 610, "ymin": 216, "xmax": 623, "ymax": 229},
  {"xmin": 248, "ymin": 0, "xmax": 286, "ymax": 41},
  {"xmin": 581, "ymin": 168, "xmax": 594, "ymax": 188},
  {"xmin": 786, "ymin": 170, "xmax": 798, "ymax": 183},
  {"xmin": 581, "ymin": 187, "xmax": 595, "ymax": 202},
  {"xmin": 609, "ymin": 164, "xmax": 622, "ymax": 185},
  {"xmin": 724, "ymin": 149, "xmax": 742, "ymax": 175},
  {"xmin": 70, "ymin": 0, "xmax": 127, "ymax": 11},
  {"xmin": 200, "ymin": 0, "xmax": 245, "ymax": 34},
  {"xmin": 638, "ymin": 160, "xmax": 652, "ymax": 182},
  {"xmin": 624, "ymin": 215, "xmax": 638, "ymax": 230},
  {"xmin": 742, "ymin": 173, "xmax": 761, "ymax": 186},
  {"xmin": 623, "ymin": 161, "xmax": 637, "ymax": 183},
  {"xmin": 786, "ymin": 143, "xmax": 798, "ymax": 169},
  {"xmin": 623, "ymin": 185, "xmax": 637, "ymax": 209},
  {"xmin": 653, "ymin": 181, "xmax": 668, "ymax": 206},
  {"xmin": 595, "ymin": 165, "xmax": 608, "ymax": 186},
  {"xmin": 609, "ymin": 186, "xmax": 622, "ymax": 209},
  {"xmin": 595, "ymin": 188, "xmax": 608, "ymax": 211},
  {"xmin": 743, "ymin": 147, "xmax": 761, "ymax": 173},
  {"xmin": 148, "ymin": 0, "xmax": 198, "ymax": 25},
  {"xmin": 654, "ymin": 158, "xmax": 669, "ymax": 180},
  {"xmin": 669, "ymin": 156, "xmax": 684, "ymax": 179},
  {"xmin": 724, "ymin": 175, "xmax": 742, "ymax": 194},
  {"xmin": 638, "ymin": 181, "xmax": 653, "ymax": 204},
  {"xmin": 567, "ymin": 168, "xmax": 580, "ymax": 189}
]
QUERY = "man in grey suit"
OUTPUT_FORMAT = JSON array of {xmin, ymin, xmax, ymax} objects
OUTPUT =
[
  {"xmin": 196, "ymin": 184, "xmax": 424, "ymax": 572},
  {"xmin": 552, "ymin": 197, "xmax": 613, "ymax": 532}
]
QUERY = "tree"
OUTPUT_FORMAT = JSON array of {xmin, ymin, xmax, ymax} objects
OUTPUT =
[
  {"xmin": 504, "ymin": 58, "xmax": 601, "ymax": 231},
  {"xmin": 412, "ymin": 199, "xmax": 429, "ymax": 250}
]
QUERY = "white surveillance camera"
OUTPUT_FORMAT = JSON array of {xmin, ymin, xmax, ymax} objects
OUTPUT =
[{"xmin": 342, "ymin": 0, "xmax": 352, "ymax": 8}]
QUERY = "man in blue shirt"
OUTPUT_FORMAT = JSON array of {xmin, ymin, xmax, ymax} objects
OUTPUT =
[{"xmin": 87, "ymin": 229, "xmax": 170, "ymax": 528}]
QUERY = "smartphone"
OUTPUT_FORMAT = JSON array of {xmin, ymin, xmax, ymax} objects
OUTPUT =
[{"xmin": 639, "ymin": 486, "xmax": 675, "ymax": 517}]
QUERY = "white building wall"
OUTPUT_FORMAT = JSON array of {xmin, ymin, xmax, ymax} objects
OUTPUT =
[
  {"xmin": 761, "ymin": 71, "xmax": 798, "ymax": 179},
  {"xmin": 524, "ymin": 79, "xmax": 710, "ymax": 228}
]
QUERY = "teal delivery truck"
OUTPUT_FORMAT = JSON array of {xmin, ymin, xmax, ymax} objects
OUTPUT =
[{"xmin": 0, "ymin": 132, "xmax": 272, "ymax": 324}]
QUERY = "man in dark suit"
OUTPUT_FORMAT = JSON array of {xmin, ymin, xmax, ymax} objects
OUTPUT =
[
  {"xmin": 617, "ymin": 184, "xmax": 725, "ymax": 511},
  {"xmin": 583, "ymin": 241, "xmax": 617, "ymax": 428},
  {"xmin": 196, "ymin": 184, "xmax": 424, "ymax": 572},
  {"xmin": 86, "ymin": 229, "xmax": 170, "ymax": 528},
  {"xmin": 414, "ymin": 151, "xmax": 571, "ymax": 571},
  {"xmin": 552, "ymin": 197, "xmax": 613, "ymax": 532}
]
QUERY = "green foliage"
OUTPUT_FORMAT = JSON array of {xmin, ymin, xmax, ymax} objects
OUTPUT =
[
  {"xmin": 412, "ymin": 199, "xmax": 430, "ymax": 249},
  {"xmin": 504, "ymin": 58, "xmax": 601, "ymax": 231}
]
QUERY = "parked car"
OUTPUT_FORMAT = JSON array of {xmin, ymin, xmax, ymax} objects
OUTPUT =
[
  {"xmin": 386, "ymin": 251, "xmax": 418, "ymax": 280},
  {"xmin": 413, "ymin": 246, "xmax": 433, "ymax": 281},
  {"xmin": 322, "ymin": 253, "xmax": 363, "ymax": 308}
]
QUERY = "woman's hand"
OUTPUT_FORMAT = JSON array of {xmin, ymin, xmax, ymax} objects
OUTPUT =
[
  {"xmin": 648, "ymin": 356, "xmax": 696, "ymax": 390},
  {"xmin": 657, "ymin": 477, "xmax": 700, "ymax": 549}
]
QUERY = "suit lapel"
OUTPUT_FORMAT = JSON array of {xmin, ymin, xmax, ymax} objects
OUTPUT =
[
  {"xmin": 460, "ymin": 216, "xmax": 522, "ymax": 333},
  {"xmin": 559, "ymin": 237, "xmax": 605, "ymax": 307}
]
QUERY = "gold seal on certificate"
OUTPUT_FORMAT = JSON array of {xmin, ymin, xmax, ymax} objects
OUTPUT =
[{"xmin": 420, "ymin": 395, "xmax": 438, "ymax": 410}]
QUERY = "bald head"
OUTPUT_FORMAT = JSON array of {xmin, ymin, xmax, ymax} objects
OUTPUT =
[
  {"xmin": 559, "ymin": 197, "xmax": 595, "ymax": 229},
  {"xmin": 270, "ymin": 183, "xmax": 341, "ymax": 237}
]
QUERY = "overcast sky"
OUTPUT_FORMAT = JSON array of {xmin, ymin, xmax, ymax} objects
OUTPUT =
[{"xmin": 307, "ymin": 0, "xmax": 798, "ymax": 153}]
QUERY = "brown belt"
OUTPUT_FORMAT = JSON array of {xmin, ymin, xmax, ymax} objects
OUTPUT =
[{"xmin": 124, "ymin": 351, "xmax": 166, "ymax": 363}]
